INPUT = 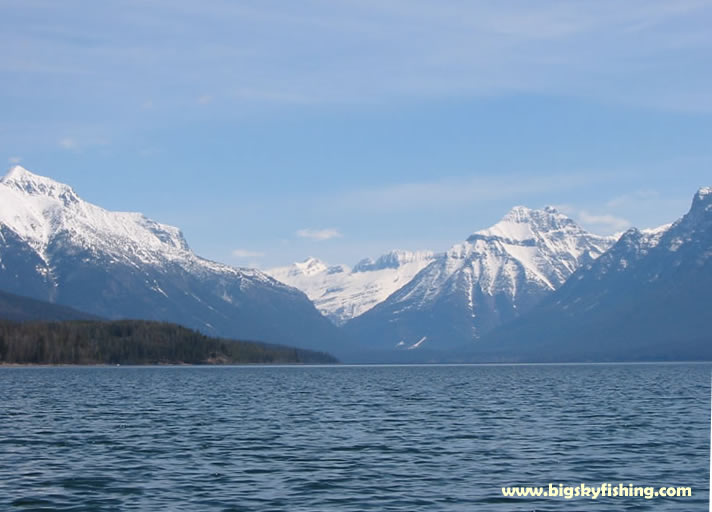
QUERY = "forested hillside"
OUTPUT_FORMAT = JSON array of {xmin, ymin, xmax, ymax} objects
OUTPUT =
[{"xmin": 0, "ymin": 320, "xmax": 337, "ymax": 365}]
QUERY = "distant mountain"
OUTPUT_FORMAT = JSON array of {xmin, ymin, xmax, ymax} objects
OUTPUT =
[
  {"xmin": 0, "ymin": 166, "xmax": 343, "ymax": 352},
  {"xmin": 475, "ymin": 187, "xmax": 712, "ymax": 362},
  {"xmin": 0, "ymin": 289, "xmax": 98, "ymax": 322},
  {"xmin": 345, "ymin": 206, "xmax": 615, "ymax": 351},
  {"xmin": 267, "ymin": 250, "xmax": 435, "ymax": 325}
]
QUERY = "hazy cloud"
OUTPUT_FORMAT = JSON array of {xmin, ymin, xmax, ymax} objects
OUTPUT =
[
  {"xmin": 296, "ymin": 228, "xmax": 343, "ymax": 240},
  {"xmin": 3, "ymin": 1, "xmax": 711, "ymax": 112},
  {"xmin": 8, "ymin": 156, "xmax": 22, "ymax": 164},
  {"xmin": 59, "ymin": 137, "xmax": 78, "ymax": 150},
  {"xmin": 576, "ymin": 211, "xmax": 632, "ymax": 233},
  {"xmin": 332, "ymin": 171, "xmax": 618, "ymax": 213},
  {"xmin": 231, "ymin": 248, "xmax": 264, "ymax": 258},
  {"xmin": 606, "ymin": 189, "xmax": 660, "ymax": 208}
]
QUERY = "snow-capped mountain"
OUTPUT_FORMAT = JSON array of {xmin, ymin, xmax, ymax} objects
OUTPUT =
[
  {"xmin": 0, "ymin": 166, "xmax": 342, "ymax": 351},
  {"xmin": 345, "ymin": 206, "xmax": 615, "ymax": 350},
  {"xmin": 267, "ymin": 250, "xmax": 436, "ymax": 325},
  {"xmin": 478, "ymin": 187, "xmax": 712, "ymax": 361}
]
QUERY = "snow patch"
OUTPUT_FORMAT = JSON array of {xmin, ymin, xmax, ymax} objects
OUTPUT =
[
  {"xmin": 0, "ymin": 166, "xmax": 289, "ymax": 298},
  {"xmin": 267, "ymin": 250, "xmax": 436, "ymax": 324}
]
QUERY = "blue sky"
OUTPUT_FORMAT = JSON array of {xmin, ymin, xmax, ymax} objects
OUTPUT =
[{"xmin": 2, "ymin": 0, "xmax": 711, "ymax": 267}]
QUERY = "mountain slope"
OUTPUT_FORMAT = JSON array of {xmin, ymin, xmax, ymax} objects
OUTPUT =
[
  {"xmin": 267, "ymin": 250, "xmax": 435, "ymax": 325},
  {"xmin": 345, "ymin": 207, "xmax": 614, "ymax": 351},
  {"xmin": 0, "ymin": 166, "xmax": 343, "ymax": 351},
  {"xmin": 476, "ymin": 187, "xmax": 712, "ymax": 361},
  {"xmin": 0, "ymin": 289, "xmax": 98, "ymax": 322}
]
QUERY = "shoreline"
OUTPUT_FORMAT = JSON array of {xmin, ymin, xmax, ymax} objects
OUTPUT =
[{"xmin": 2, "ymin": 360, "xmax": 710, "ymax": 368}]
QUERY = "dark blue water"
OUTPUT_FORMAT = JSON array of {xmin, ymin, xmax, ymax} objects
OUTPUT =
[{"xmin": 0, "ymin": 364, "xmax": 709, "ymax": 511}]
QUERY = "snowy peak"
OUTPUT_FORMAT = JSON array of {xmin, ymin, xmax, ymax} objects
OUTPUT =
[
  {"xmin": 637, "ymin": 223, "xmax": 672, "ymax": 249},
  {"xmin": 652, "ymin": 185, "xmax": 712, "ymax": 254},
  {"xmin": 460, "ymin": 207, "xmax": 613, "ymax": 280},
  {"xmin": 482, "ymin": 186, "xmax": 712, "ymax": 361},
  {"xmin": 469, "ymin": 205, "xmax": 577, "ymax": 243},
  {"xmin": 690, "ymin": 186, "xmax": 712, "ymax": 214},
  {"xmin": 289, "ymin": 257, "xmax": 329, "ymax": 277},
  {"xmin": 597, "ymin": 228, "xmax": 661, "ymax": 271},
  {"xmin": 0, "ymin": 166, "xmax": 342, "ymax": 352},
  {"xmin": 267, "ymin": 249, "xmax": 436, "ymax": 324},
  {"xmin": 345, "ymin": 205, "xmax": 616, "ymax": 350},
  {"xmin": 595, "ymin": 224, "xmax": 671, "ymax": 265},
  {"xmin": 0, "ymin": 166, "xmax": 196, "ymax": 265},
  {"xmin": 1, "ymin": 165, "xmax": 80, "ymax": 205},
  {"xmin": 353, "ymin": 250, "xmax": 435, "ymax": 272},
  {"xmin": 695, "ymin": 186, "xmax": 712, "ymax": 198}
]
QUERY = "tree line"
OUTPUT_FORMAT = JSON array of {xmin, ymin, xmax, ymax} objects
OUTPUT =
[{"xmin": 0, "ymin": 319, "xmax": 337, "ymax": 365}]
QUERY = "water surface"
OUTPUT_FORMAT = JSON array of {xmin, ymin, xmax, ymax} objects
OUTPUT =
[{"xmin": 0, "ymin": 364, "xmax": 709, "ymax": 511}]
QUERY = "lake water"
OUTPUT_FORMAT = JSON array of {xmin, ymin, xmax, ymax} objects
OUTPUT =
[{"xmin": 0, "ymin": 364, "xmax": 709, "ymax": 511}]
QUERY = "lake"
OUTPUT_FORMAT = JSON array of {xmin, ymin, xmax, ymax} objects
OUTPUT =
[{"xmin": 0, "ymin": 364, "xmax": 709, "ymax": 511}]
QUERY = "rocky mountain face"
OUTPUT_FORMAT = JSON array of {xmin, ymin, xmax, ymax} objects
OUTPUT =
[
  {"xmin": 477, "ymin": 187, "xmax": 712, "ymax": 361},
  {"xmin": 344, "ymin": 206, "xmax": 615, "ymax": 351},
  {"xmin": 0, "ymin": 166, "xmax": 343, "ymax": 351},
  {"xmin": 267, "ymin": 250, "xmax": 436, "ymax": 325}
]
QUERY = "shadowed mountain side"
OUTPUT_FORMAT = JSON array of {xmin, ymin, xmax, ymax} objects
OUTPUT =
[{"xmin": 0, "ymin": 289, "xmax": 99, "ymax": 322}]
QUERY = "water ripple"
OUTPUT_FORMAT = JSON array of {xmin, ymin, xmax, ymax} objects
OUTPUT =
[{"xmin": 0, "ymin": 364, "xmax": 709, "ymax": 511}]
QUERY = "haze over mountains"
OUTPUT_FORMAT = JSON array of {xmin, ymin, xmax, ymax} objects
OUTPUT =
[
  {"xmin": 267, "ymin": 250, "xmax": 435, "ymax": 325},
  {"xmin": 0, "ymin": 165, "xmax": 708, "ymax": 362}
]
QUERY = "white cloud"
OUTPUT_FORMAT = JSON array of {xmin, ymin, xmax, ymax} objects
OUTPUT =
[
  {"xmin": 232, "ymin": 88, "xmax": 313, "ymax": 105},
  {"xmin": 8, "ymin": 156, "xmax": 21, "ymax": 164},
  {"xmin": 138, "ymin": 147, "xmax": 161, "ymax": 157},
  {"xmin": 197, "ymin": 94, "xmax": 213, "ymax": 105},
  {"xmin": 557, "ymin": 203, "xmax": 631, "ymax": 233},
  {"xmin": 58, "ymin": 135, "xmax": 110, "ymax": 151},
  {"xmin": 296, "ymin": 228, "xmax": 343, "ymax": 240},
  {"xmin": 59, "ymin": 137, "xmax": 78, "ymax": 150},
  {"xmin": 606, "ymin": 189, "xmax": 660, "ymax": 208},
  {"xmin": 232, "ymin": 248, "xmax": 264, "ymax": 258},
  {"xmin": 332, "ymin": 171, "xmax": 617, "ymax": 213},
  {"xmin": 576, "ymin": 211, "xmax": 632, "ymax": 233},
  {"xmin": 4, "ymin": 1, "xmax": 711, "ymax": 112}
]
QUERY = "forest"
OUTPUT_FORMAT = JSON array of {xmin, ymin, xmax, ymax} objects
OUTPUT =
[{"xmin": 0, "ymin": 319, "xmax": 337, "ymax": 365}]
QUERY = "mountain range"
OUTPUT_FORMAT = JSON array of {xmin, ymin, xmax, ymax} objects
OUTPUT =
[
  {"xmin": 0, "ymin": 165, "xmax": 708, "ymax": 362},
  {"xmin": 266, "ymin": 250, "xmax": 435, "ymax": 325},
  {"xmin": 278, "ymin": 206, "xmax": 614, "ymax": 352},
  {"xmin": 0, "ymin": 166, "xmax": 342, "ymax": 352},
  {"xmin": 474, "ymin": 187, "xmax": 712, "ymax": 362}
]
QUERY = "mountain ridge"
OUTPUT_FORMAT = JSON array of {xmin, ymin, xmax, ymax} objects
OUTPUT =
[
  {"xmin": 344, "ymin": 206, "xmax": 616, "ymax": 351},
  {"xmin": 474, "ymin": 186, "xmax": 712, "ymax": 361},
  {"xmin": 0, "ymin": 166, "xmax": 344, "ymax": 352},
  {"xmin": 266, "ymin": 249, "xmax": 436, "ymax": 325}
]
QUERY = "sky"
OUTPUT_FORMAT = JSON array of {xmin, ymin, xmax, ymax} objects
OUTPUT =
[{"xmin": 1, "ymin": 0, "xmax": 711, "ymax": 268}]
